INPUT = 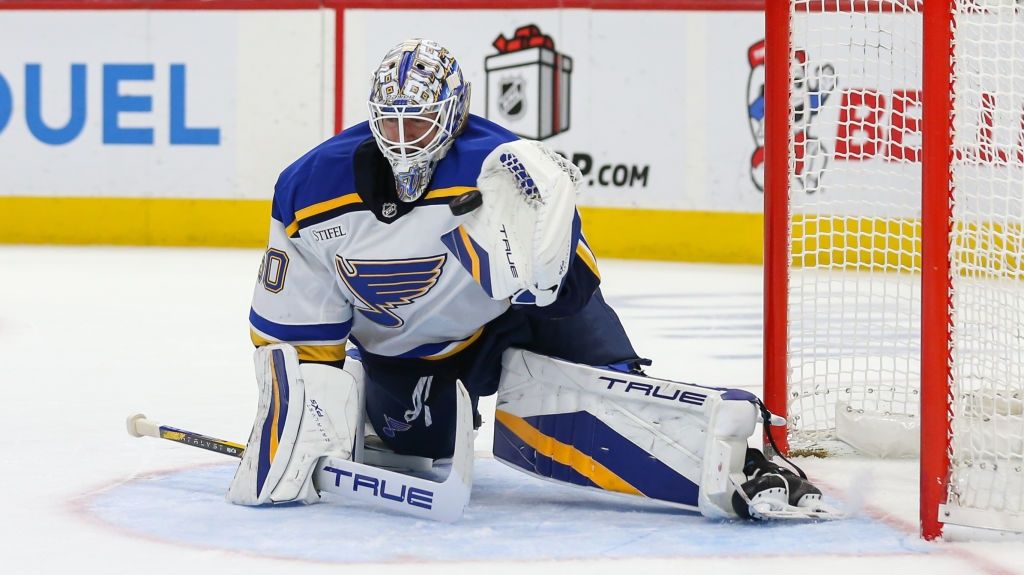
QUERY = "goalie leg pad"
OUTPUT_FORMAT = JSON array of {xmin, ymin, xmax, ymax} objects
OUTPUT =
[
  {"xmin": 227, "ymin": 344, "xmax": 363, "ymax": 505},
  {"xmin": 493, "ymin": 348, "xmax": 758, "ymax": 517}
]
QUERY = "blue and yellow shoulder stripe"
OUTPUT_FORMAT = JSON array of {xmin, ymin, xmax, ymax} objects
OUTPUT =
[
  {"xmin": 282, "ymin": 192, "xmax": 365, "ymax": 238},
  {"xmin": 281, "ymin": 186, "xmax": 478, "ymax": 238},
  {"xmin": 271, "ymin": 123, "xmax": 373, "ymax": 237},
  {"xmin": 430, "ymin": 115, "xmax": 518, "ymax": 189}
]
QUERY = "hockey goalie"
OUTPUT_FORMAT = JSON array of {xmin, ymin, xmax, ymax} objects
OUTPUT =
[{"xmin": 230, "ymin": 38, "xmax": 837, "ymax": 522}]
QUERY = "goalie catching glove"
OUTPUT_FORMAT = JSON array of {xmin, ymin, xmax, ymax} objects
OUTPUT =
[{"xmin": 442, "ymin": 139, "xmax": 582, "ymax": 307}]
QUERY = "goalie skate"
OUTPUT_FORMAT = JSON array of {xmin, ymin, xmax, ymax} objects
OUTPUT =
[
  {"xmin": 360, "ymin": 432, "xmax": 434, "ymax": 473},
  {"xmin": 730, "ymin": 449, "xmax": 843, "ymax": 520}
]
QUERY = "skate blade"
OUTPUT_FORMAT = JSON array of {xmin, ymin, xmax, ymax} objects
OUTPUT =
[
  {"xmin": 742, "ymin": 487, "xmax": 845, "ymax": 521},
  {"xmin": 750, "ymin": 499, "xmax": 845, "ymax": 520}
]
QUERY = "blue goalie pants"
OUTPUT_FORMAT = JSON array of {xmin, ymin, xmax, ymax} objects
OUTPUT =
[{"xmin": 355, "ymin": 289, "xmax": 644, "ymax": 459}]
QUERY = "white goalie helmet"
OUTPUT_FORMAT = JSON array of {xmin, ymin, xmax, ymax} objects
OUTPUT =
[{"xmin": 368, "ymin": 39, "xmax": 472, "ymax": 202}]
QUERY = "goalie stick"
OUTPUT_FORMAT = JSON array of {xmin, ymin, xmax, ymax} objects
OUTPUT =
[
  {"xmin": 127, "ymin": 414, "xmax": 246, "ymax": 457},
  {"xmin": 126, "ymin": 414, "xmax": 432, "ymax": 472},
  {"xmin": 125, "ymin": 383, "xmax": 475, "ymax": 522}
]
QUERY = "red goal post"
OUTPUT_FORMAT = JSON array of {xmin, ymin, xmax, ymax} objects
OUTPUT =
[{"xmin": 765, "ymin": 0, "xmax": 1023, "ymax": 540}]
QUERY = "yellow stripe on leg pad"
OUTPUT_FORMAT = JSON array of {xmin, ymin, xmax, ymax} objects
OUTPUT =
[
  {"xmin": 494, "ymin": 409, "xmax": 642, "ymax": 496},
  {"xmin": 269, "ymin": 355, "xmax": 281, "ymax": 464}
]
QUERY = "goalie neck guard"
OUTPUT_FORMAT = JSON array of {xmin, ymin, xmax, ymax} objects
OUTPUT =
[{"xmin": 367, "ymin": 39, "xmax": 471, "ymax": 203}]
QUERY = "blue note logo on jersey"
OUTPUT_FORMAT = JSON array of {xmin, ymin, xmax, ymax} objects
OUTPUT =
[{"xmin": 336, "ymin": 255, "xmax": 447, "ymax": 328}]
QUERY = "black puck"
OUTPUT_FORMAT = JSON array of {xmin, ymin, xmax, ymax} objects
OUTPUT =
[{"xmin": 449, "ymin": 189, "xmax": 483, "ymax": 216}]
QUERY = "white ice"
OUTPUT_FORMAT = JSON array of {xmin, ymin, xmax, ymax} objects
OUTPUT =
[{"xmin": 2, "ymin": 246, "xmax": 1023, "ymax": 574}]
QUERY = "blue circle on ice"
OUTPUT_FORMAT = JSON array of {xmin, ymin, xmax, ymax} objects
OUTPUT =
[{"xmin": 85, "ymin": 458, "xmax": 930, "ymax": 563}]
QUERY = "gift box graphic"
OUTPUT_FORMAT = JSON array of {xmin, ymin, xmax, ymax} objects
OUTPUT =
[{"xmin": 485, "ymin": 25, "xmax": 572, "ymax": 140}]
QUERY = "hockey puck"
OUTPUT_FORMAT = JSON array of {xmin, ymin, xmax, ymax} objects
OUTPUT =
[{"xmin": 449, "ymin": 189, "xmax": 483, "ymax": 215}]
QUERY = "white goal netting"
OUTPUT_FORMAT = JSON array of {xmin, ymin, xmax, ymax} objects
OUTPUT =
[
  {"xmin": 785, "ymin": 0, "xmax": 1024, "ymax": 529},
  {"xmin": 787, "ymin": 2, "xmax": 923, "ymax": 456},
  {"xmin": 946, "ymin": 1, "xmax": 1024, "ymax": 529}
]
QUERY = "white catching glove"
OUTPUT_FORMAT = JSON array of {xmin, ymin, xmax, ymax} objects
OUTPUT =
[
  {"xmin": 440, "ymin": 139, "xmax": 582, "ymax": 306},
  {"xmin": 227, "ymin": 344, "xmax": 363, "ymax": 505}
]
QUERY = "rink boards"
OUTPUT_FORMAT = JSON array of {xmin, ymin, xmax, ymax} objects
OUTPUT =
[{"xmin": 0, "ymin": 1, "xmax": 769, "ymax": 262}]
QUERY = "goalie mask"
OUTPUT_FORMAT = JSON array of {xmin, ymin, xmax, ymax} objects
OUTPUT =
[{"xmin": 368, "ymin": 39, "xmax": 472, "ymax": 203}]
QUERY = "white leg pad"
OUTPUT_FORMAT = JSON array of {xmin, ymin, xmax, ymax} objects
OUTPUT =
[
  {"xmin": 494, "ymin": 348, "xmax": 757, "ymax": 518},
  {"xmin": 227, "ymin": 344, "xmax": 363, "ymax": 505},
  {"xmin": 698, "ymin": 398, "xmax": 758, "ymax": 518}
]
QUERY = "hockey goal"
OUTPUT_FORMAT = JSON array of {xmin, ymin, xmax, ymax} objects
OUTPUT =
[{"xmin": 764, "ymin": 0, "xmax": 1024, "ymax": 539}]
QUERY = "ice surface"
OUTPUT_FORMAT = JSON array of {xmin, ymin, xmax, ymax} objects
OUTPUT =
[
  {"xmin": 2, "ymin": 246, "xmax": 1022, "ymax": 574},
  {"xmin": 84, "ymin": 459, "xmax": 924, "ymax": 563}
]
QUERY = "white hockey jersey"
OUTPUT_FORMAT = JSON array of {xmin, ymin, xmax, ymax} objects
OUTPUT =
[{"xmin": 249, "ymin": 116, "xmax": 601, "ymax": 363}]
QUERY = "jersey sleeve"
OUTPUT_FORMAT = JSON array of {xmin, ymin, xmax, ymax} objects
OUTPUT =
[{"xmin": 249, "ymin": 216, "xmax": 353, "ymax": 363}]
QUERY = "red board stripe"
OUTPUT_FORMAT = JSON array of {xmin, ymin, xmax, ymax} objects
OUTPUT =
[
  {"xmin": 0, "ymin": 0, "xmax": 320, "ymax": 9},
  {"xmin": 0, "ymin": 0, "xmax": 765, "ymax": 11},
  {"xmin": 330, "ymin": 0, "xmax": 765, "ymax": 10},
  {"xmin": 334, "ymin": 6, "xmax": 344, "ymax": 134}
]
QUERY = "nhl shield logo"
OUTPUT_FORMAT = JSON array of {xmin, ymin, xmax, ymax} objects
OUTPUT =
[
  {"xmin": 498, "ymin": 77, "xmax": 526, "ymax": 120},
  {"xmin": 382, "ymin": 202, "xmax": 397, "ymax": 218},
  {"xmin": 484, "ymin": 24, "xmax": 572, "ymax": 140}
]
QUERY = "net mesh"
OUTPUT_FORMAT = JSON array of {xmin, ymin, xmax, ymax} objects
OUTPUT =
[
  {"xmin": 785, "ymin": 0, "xmax": 1024, "ymax": 527},
  {"xmin": 787, "ymin": 1, "xmax": 923, "ymax": 454},
  {"xmin": 947, "ymin": 0, "xmax": 1024, "ymax": 523}
]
